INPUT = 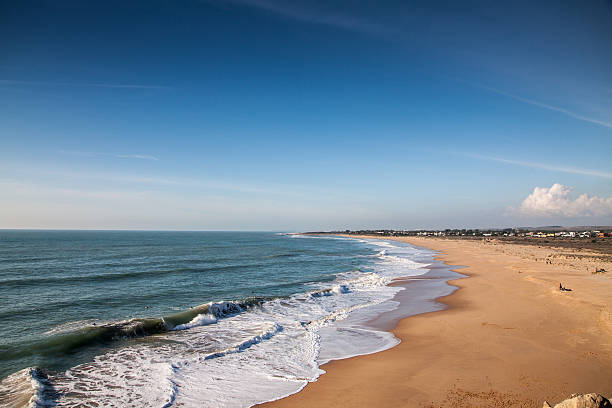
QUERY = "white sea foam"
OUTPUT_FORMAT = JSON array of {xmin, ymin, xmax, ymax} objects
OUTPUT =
[
  {"xmin": 28, "ymin": 238, "xmax": 435, "ymax": 408},
  {"xmin": 286, "ymin": 234, "xmax": 366, "ymax": 242},
  {"xmin": 0, "ymin": 367, "xmax": 53, "ymax": 408},
  {"xmin": 332, "ymin": 284, "xmax": 350, "ymax": 295},
  {"xmin": 172, "ymin": 313, "xmax": 218, "ymax": 330}
]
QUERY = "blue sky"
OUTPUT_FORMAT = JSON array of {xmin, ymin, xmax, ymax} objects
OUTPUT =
[{"xmin": 1, "ymin": 0, "xmax": 611, "ymax": 230}]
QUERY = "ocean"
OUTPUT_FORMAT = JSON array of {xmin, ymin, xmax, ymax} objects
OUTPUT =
[{"xmin": 0, "ymin": 231, "xmax": 456, "ymax": 407}]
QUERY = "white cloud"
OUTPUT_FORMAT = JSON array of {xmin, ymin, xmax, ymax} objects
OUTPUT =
[{"xmin": 520, "ymin": 184, "xmax": 612, "ymax": 217}]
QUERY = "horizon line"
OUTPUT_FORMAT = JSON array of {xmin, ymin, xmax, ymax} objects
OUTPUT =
[{"xmin": 2, "ymin": 226, "xmax": 610, "ymax": 232}]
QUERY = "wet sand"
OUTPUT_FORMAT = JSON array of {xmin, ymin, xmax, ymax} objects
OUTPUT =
[{"xmin": 262, "ymin": 236, "xmax": 612, "ymax": 407}]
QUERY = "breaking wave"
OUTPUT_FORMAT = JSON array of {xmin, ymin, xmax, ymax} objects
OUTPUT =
[{"xmin": 1, "ymin": 237, "xmax": 437, "ymax": 408}]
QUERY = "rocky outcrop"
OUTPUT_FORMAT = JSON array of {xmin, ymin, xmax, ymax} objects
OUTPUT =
[{"xmin": 543, "ymin": 394, "xmax": 612, "ymax": 408}]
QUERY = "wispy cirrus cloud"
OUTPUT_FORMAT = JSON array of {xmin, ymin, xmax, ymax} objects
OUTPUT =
[
  {"xmin": 60, "ymin": 150, "xmax": 159, "ymax": 161},
  {"xmin": 0, "ymin": 165, "xmax": 366, "ymax": 205},
  {"xmin": 467, "ymin": 154, "xmax": 612, "ymax": 179},
  {"xmin": 207, "ymin": 0, "xmax": 398, "ymax": 38},
  {"xmin": 0, "ymin": 79, "xmax": 171, "ymax": 90},
  {"xmin": 214, "ymin": 4, "xmax": 612, "ymax": 133},
  {"xmin": 115, "ymin": 154, "xmax": 159, "ymax": 161},
  {"xmin": 473, "ymin": 83, "xmax": 612, "ymax": 130},
  {"xmin": 43, "ymin": 169, "xmax": 321, "ymax": 197}
]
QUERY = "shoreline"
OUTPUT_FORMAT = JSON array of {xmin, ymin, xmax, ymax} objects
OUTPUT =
[
  {"xmin": 262, "ymin": 235, "xmax": 612, "ymax": 407},
  {"xmin": 366, "ymin": 251, "xmax": 466, "ymax": 334},
  {"xmin": 303, "ymin": 237, "xmax": 461, "ymax": 377}
]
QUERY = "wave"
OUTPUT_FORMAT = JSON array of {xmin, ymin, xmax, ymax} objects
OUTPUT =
[
  {"xmin": 172, "ymin": 313, "xmax": 218, "ymax": 331},
  {"xmin": 1, "ymin": 281, "xmax": 357, "ymax": 364},
  {"xmin": 286, "ymin": 234, "xmax": 356, "ymax": 241},
  {"xmin": 0, "ymin": 367, "xmax": 56, "ymax": 408},
  {"xmin": 0, "ymin": 255, "xmax": 333, "ymax": 289},
  {"xmin": 0, "ymin": 281, "xmax": 358, "ymax": 406},
  {"xmin": 1, "ymin": 275, "xmax": 329, "ymax": 321},
  {"xmin": 0, "ymin": 263, "xmax": 270, "ymax": 287},
  {"xmin": 0, "ymin": 237, "xmax": 437, "ymax": 407},
  {"xmin": 375, "ymin": 249, "xmax": 430, "ymax": 269},
  {"xmin": 310, "ymin": 284, "xmax": 351, "ymax": 298},
  {"xmin": 0, "ymin": 298, "xmax": 270, "ymax": 362},
  {"xmin": 199, "ymin": 323, "xmax": 283, "ymax": 362},
  {"xmin": 263, "ymin": 253, "xmax": 301, "ymax": 259}
]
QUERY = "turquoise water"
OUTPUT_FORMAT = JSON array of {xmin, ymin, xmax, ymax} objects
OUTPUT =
[{"xmin": 0, "ymin": 231, "xmax": 442, "ymax": 407}]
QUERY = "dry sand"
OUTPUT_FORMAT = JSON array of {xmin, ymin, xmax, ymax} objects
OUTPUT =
[{"xmin": 262, "ymin": 236, "xmax": 612, "ymax": 407}]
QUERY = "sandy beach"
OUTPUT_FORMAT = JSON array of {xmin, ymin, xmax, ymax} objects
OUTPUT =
[{"xmin": 263, "ymin": 236, "xmax": 612, "ymax": 407}]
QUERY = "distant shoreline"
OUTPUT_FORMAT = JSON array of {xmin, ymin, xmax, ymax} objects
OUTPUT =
[{"xmin": 303, "ymin": 231, "xmax": 612, "ymax": 253}]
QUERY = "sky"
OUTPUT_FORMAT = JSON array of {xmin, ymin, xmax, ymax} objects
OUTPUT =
[{"xmin": 1, "ymin": 0, "xmax": 611, "ymax": 230}]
